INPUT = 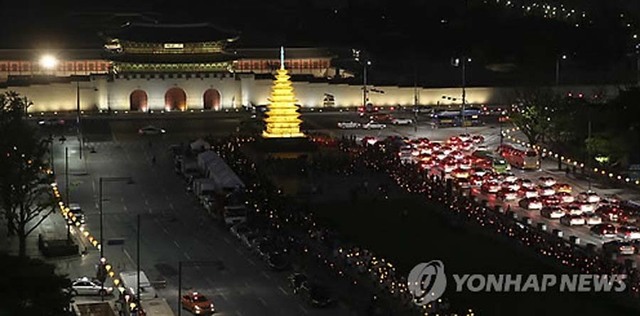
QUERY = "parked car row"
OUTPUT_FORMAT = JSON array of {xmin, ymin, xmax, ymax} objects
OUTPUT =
[{"xmin": 337, "ymin": 120, "xmax": 387, "ymax": 130}]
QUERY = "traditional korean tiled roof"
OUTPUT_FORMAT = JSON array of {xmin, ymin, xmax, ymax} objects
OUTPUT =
[{"xmin": 109, "ymin": 22, "xmax": 240, "ymax": 43}]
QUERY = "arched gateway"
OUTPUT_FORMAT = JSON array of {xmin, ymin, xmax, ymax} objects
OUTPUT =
[
  {"xmin": 165, "ymin": 87, "xmax": 187, "ymax": 111},
  {"xmin": 129, "ymin": 90, "xmax": 148, "ymax": 112},
  {"xmin": 203, "ymin": 89, "xmax": 221, "ymax": 110}
]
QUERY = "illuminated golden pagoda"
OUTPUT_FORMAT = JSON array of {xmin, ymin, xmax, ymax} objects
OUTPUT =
[{"xmin": 262, "ymin": 47, "xmax": 305, "ymax": 138}]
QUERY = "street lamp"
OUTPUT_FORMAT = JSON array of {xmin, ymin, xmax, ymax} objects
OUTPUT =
[
  {"xmin": 98, "ymin": 176, "xmax": 134, "ymax": 300},
  {"xmin": 452, "ymin": 56, "xmax": 471, "ymax": 131},
  {"xmin": 39, "ymin": 54, "xmax": 58, "ymax": 74},
  {"xmin": 555, "ymin": 54, "xmax": 567, "ymax": 86}
]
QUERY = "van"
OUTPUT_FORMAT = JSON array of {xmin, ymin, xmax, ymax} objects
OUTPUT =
[{"xmin": 119, "ymin": 270, "xmax": 157, "ymax": 301}]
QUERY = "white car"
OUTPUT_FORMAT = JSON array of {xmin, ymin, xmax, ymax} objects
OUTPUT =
[
  {"xmin": 538, "ymin": 186, "xmax": 556, "ymax": 197},
  {"xmin": 618, "ymin": 226, "xmax": 640, "ymax": 240},
  {"xmin": 560, "ymin": 215, "xmax": 586, "ymax": 226},
  {"xmin": 563, "ymin": 204, "xmax": 583, "ymax": 216},
  {"xmin": 475, "ymin": 145, "xmax": 489, "ymax": 152},
  {"xmin": 501, "ymin": 173, "xmax": 518, "ymax": 183},
  {"xmin": 518, "ymin": 179, "xmax": 535, "ymax": 188},
  {"xmin": 519, "ymin": 197, "xmax": 543, "ymax": 210},
  {"xmin": 362, "ymin": 121, "xmax": 386, "ymax": 129},
  {"xmin": 578, "ymin": 191, "xmax": 600, "ymax": 204},
  {"xmin": 337, "ymin": 121, "xmax": 361, "ymax": 129},
  {"xmin": 555, "ymin": 192, "xmax": 575, "ymax": 203},
  {"xmin": 71, "ymin": 277, "xmax": 113, "ymax": 296},
  {"xmin": 501, "ymin": 181, "xmax": 520, "ymax": 191},
  {"xmin": 538, "ymin": 176, "xmax": 556, "ymax": 187},
  {"xmin": 583, "ymin": 214, "xmax": 603, "ymax": 225},
  {"xmin": 541, "ymin": 206, "xmax": 565, "ymax": 219},
  {"xmin": 391, "ymin": 118, "xmax": 413, "ymax": 125},
  {"xmin": 138, "ymin": 125, "xmax": 166, "ymax": 135},
  {"xmin": 458, "ymin": 133, "xmax": 471, "ymax": 142}
]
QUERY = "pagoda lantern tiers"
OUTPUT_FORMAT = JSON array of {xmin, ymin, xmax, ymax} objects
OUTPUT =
[{"xmin": 262, "ymin": 47, "xmax": 305, "ymax": 138}]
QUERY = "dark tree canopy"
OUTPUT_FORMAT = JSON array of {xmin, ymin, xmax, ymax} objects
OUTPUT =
[{"xmin": 0, "ymin": 254, "xmax": 72, "ymax": 316}]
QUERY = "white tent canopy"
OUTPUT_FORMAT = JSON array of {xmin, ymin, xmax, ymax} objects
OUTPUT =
[{"xmin": 196, "ymin": 151, "xmax": 245, "ymax": 190}]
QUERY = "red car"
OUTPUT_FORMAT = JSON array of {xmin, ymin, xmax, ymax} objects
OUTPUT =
[
  {"xmin": 181, "ymin": 292, "xmax": 215, "ymax": 315},
  {"xmin": 541, "ymin": 195, "xmax": 561, "ymax": 207}
]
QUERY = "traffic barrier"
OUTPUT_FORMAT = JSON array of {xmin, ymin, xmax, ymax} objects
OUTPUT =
[
  {"xmin": 569, "ymin": 236, "xmax": 580, "ymax": 245},
  {"xmin": 552, "ymin": 229, "xmax": 563, "ymax": 238},
  {"xmin": 537, "ymin": 223, "xmax": 547, "ymax": 231}
]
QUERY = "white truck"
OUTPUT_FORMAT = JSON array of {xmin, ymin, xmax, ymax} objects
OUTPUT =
[{"xmin": 119, "ymin": 270, "xmax": 157, "ymax": 301}]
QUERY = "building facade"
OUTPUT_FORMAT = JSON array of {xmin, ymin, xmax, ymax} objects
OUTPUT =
[{"xmin": 0, "ymin": 23, "xmax": 623, "ymax": 113}]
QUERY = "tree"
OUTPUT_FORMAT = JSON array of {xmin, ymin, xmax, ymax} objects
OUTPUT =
[
  {"xmin": 0, "ymin": 91, "xmax": 56, "ymax": 258},
  {"xmin": 509, "ymin": 88, "xmax": 563, "ymax": 145},
  {"xmin": 0, "ymin": 254, "xmax": 72, "ymax": 315}
]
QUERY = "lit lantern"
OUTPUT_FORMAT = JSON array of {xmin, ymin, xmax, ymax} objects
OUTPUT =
[{"xmin": 262, "ymin": 47, "xmax": 305, "ymax": 139}]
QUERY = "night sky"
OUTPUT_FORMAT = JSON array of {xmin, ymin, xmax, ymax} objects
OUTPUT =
[{"xmin": 0, "ymin": 0, "xmax": 637, "ymax": 86}]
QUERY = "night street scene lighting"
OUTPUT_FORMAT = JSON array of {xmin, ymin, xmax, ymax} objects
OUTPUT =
[{"xmin": 1, "ymin": 1, "xmax": 640, "ymax": 316}]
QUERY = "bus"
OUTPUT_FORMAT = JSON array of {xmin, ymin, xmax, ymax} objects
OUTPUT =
[
  {"xmin": 497, "ymin": 144, "xmax": 540, "ymax": 170},
  {"xmin": 471, "ymin": 150, "xmax": 511, "ymax": 174},
  {"xmin": 432, "ymin": 108, "xmax": 482, "ymax": 127}
]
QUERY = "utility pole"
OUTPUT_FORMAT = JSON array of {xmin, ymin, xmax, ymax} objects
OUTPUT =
[
  {"xmin": 65, "ymin": 147, "xmax": 70, "ymax": 241},
  {"xmin": 137, "ymin": 214, "xmax": 141, "ymax": 309},
  {"xmin": 76, "ymin": 81, "xmax": 83, "ymax": 160},
  {"xmin": 178, "ymin": 262, "xmax": 183, "ymax": 316},
  {"xmin": 363, "ymin": 62, "xmax": 368, "ymax": 107},
  {"xmin": 461, "ymin": 56, "xmax": 467, "ymax": 131}
]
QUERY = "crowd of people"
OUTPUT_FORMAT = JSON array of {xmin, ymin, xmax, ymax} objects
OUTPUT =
[
  {"xmin": 204, "ymin": 133, "xmax": 640, "ymax": 315},
  {"xmin": 204, "ymin": 135, "xmax": 451, "ymax": 315}
]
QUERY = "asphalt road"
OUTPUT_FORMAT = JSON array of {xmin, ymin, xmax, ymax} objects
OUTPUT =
[
  {"xmin": 41, "ymin": 111, "xmax": 640, "ymax": 315},
  {"xmin": 51, "ymin": 121, "xmax": 353, "ymax": 315}
]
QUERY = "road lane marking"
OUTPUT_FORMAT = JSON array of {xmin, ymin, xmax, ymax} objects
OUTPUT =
[
  {"xmin": 123, "ymin": 205, "xmax": 128, "ymax": 211},
  {"xmin": 223, "ymin": 237, "xmax": 231, "ymax": 245},
  {"xmin": 144, "ymin": 199, "xmax": 149, "ymax": 206},
  {"xmin": 169, "ymin": 203, "xmax": 175, "ymax": 210},
  {"xmin": 184, "ymin": 252, "xmax": 191, "ymax": 260},
  {"xmin": 173, "ymin": 240, "xmax": 181, "ymax": 248},
  {"xmin": 298, "ymin": 304, "xmax": 309, "ymax": 314},
  {"xmin": 162, "ymin": 227, "xmax": 169, "ymax": 235},
  {"xmin": 258, "ymin": 297, "xmax": 268, "ymax": 307},
  {"xmin": 278, "ymin": 286, "xmax": 288, "ymax": 295},
  {"xmin": 246, "ymin": 258, "xmax": 256, "ymax": 266},
  {"xmin": 235, "ymin": 311, "xmax": 243, "ymax": 316},
  {"xmin": 235, "ymin": 248, "xmax": 242, "ymax": 254},
  {"xmin": 261, "ymin": 271, "xmax": 272, "ymax": 280},
  {"xmin": 123, "ymin": 249, "xmax": 135, "ymax": 265}
]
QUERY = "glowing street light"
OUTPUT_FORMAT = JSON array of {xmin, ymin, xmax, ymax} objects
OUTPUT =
[{"xmin": 39, "ymin": 55, "xmax": 58, "ymax": 70}]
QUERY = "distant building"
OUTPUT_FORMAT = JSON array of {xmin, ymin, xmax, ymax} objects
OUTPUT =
[{"xmin": 0, "ymin": 23, "xmax": 622, "ymax": 112}]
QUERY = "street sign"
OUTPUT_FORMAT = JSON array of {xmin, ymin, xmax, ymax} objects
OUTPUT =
[{"xmin": 106, "ymin": 238, "xmax": 125, "ymax": 246}]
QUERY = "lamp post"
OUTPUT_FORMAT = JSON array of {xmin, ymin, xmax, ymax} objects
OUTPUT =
[
  {"xmin": 452, "ymin": 57, "xmax": 471, "ymax": 131},
  {"xmin": 76, "ymin": 81, "xmax": 83, "ymax": 160},
  {"xmin": 555, "ymin": 54, "xmax": 567, "ymax": 86},
  {"xmin": 362, "ymin": 60, "xmax": 371, "ymax": 107},
  {"xmin": 65, "ymin": 147, "xmax": 70, "ymax": 241},
  {"xmin": 98, "ymin": 176, "xmax": 133, "ymax": 301}
]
